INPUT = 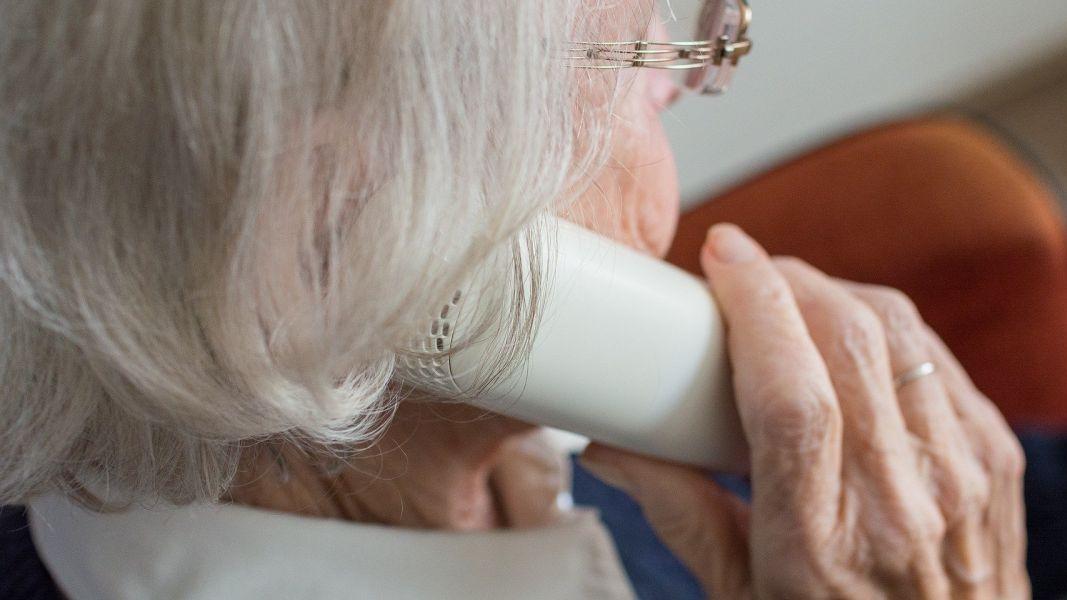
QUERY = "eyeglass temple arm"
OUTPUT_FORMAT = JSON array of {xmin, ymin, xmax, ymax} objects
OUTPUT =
[{"xmin": 566, "ymin": 36, "xmax": 751, "ymax": 70}]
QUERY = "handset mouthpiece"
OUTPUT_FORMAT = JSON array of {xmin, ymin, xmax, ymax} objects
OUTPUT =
[{"xmin": 396, "ymin": 219, "xmax": 747, "ymax": 471}]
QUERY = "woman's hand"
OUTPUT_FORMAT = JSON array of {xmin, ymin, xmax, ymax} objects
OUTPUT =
[{"xmin": 580, "ymin": 224, "xmax": 1029, "ymax": 598}]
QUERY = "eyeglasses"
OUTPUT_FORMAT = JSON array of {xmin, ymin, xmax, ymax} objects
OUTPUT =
[{"xmin": 566, "ymin": 0, "xmax": 752, "ymax": 96}]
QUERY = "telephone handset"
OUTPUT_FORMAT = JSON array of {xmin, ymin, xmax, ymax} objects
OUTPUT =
[{"xmin": 397, "ymin": 219, "xmax": 748, "ymax": 471}]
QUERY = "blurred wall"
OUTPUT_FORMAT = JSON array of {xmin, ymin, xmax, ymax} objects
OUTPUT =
[{"xmin": 664, "ymin": 0, "xmax": 1067, "ymax": 208}]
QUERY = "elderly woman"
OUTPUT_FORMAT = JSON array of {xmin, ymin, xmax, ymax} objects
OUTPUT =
[{"xmin": 0, "ymin": 0, "xmax": 1028, "ymax": 598}]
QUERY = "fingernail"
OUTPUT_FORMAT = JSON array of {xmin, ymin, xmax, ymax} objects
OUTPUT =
[
  {"xmin": 578, "ymin": 456, "xmax": 634, "ymax": 493},
  {"xmin": 705, "ymin": 224, "xmax": 760, "ymax": 264}
]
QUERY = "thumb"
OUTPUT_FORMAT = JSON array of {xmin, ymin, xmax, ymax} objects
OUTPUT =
[
  {"xmin": 580, "ymin": 444, "xmax": 751, "ymax": 599},
  {"xmin": 490, "ymin": 429, "xmax": 570, "ymax": 528}
]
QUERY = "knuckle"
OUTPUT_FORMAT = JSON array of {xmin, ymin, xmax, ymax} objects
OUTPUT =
[
  {"xmin": 967, "ymin": 392, "xmax": 1027, "ymax": 479},
  {"xmin": 932, "ymin": 464, "xmax": 966, "ymax": 517},
  {"xmin": 921, "ymin": 509, "xmax": 948, "ymax": 544},
  {"xmin": 861, "ymin": 284, "xmax": 913, "ymax": 308},
  {"xmin": 867, "ymin": 286, "xmax": 923, "ymax": 330},
  {"xmin": 749, "ymin": 273, "xmax": 796, "ymax": 311},
  {"xmin": 901, "ymin": 497, "xmax": 947, "ymax": 548},
  {"xmin": 961, "ymin": 463, "xmax": 993, "ymax": 511},
  {"xmin": 750, "ymin": 376, "xmax": 840, "ymax": 451},
  {"xmin": 936, "ymin": 455, "xmax": 991, "ymax": 518},
  {"xmin": 828, "ymin": 303, "xmax": 887, "ymax": 369},
  {"xmin": 994, "ymin": 433, "xmax": 1027, "ymax": 479},
  {"xmin": 877, "ymin": 497, "xmax": 946, "ymax": 577}
]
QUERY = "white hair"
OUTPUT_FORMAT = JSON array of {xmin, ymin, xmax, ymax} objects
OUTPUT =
[{"xmin": 0, "ymin": 0, "xmax": 650, "ymax": 506}]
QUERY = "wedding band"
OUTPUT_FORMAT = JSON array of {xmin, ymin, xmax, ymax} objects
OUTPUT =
[{"xmin": 894, "ymin": 361, "xmax": 937, "ymax": 391}]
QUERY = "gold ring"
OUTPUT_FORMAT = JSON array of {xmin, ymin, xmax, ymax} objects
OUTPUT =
[{"xmin": 894, "ymin": 361, "xmax": 937, "ymax": 391}]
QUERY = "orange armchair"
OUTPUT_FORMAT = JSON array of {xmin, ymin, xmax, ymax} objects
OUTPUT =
[{"xmin": 668, "ymin": 117, "xmax": 1067, "ymax": 430}]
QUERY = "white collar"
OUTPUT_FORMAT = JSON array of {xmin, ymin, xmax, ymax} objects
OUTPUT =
[{"xmin": 29, "ymin": 494, "xmax": 635, "ymax": 600}]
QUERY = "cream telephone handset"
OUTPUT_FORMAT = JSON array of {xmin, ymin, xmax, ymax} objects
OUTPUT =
[{"xmin": 397, "ymin": 219, "xmax": 747, "ymax": 471}]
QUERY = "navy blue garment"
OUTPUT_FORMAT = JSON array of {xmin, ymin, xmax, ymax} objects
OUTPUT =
[
  {"xmin": 570, "ymin": 456, "xmax": 706, "ymax": 599},
  {"xmin": 0, "ymin": 506, "xmax": 62, "ymax": 600},
  {"xmin": 1019, "ymin": 432, "xmax": 1067, "ymax": 600}
]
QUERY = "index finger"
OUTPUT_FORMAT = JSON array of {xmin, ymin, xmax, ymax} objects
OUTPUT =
[{"xmin": 700, "ymin": 225, "xmax": 842, "ymax": 517}]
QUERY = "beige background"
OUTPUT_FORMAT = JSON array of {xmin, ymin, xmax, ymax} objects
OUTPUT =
[{"xmin": 661, "ymin": 1, "xmax": 1067, "ymax": 208}]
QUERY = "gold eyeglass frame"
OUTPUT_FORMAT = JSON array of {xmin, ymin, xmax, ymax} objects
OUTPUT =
[{"xmin": 566, "ymin": 0, "xmax": 752, "ymax": 95}]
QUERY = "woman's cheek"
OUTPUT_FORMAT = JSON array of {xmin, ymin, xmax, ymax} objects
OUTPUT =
[
  {"xmin": 628, "ymin": 103, "xmax": 680, "ymax": 258},
  {"xmin": 565, "ymin": 85, "xmax": 680, "ymax": 258}
]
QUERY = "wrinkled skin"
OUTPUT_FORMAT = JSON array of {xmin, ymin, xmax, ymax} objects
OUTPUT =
[
  {"xmin": 230, "ymin": 13, "xmax": 1029, "ymax": 599},
  {"xmin": 582, "ymin": 227, "xmax": 1029, "ymax": 598},
  {"xmin": 229, "ymin": 402, "xmax": 567, "ymax": 530}
]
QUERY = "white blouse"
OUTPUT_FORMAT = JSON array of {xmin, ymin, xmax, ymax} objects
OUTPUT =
[{"xmin": 29, "ymin": 494, "xmax": 636, "ymax": 599}]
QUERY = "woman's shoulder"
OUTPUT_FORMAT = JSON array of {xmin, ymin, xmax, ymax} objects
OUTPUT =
[{"xmin": 29, "ymin": 494, "xmax": 635, "ymax": 600}]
